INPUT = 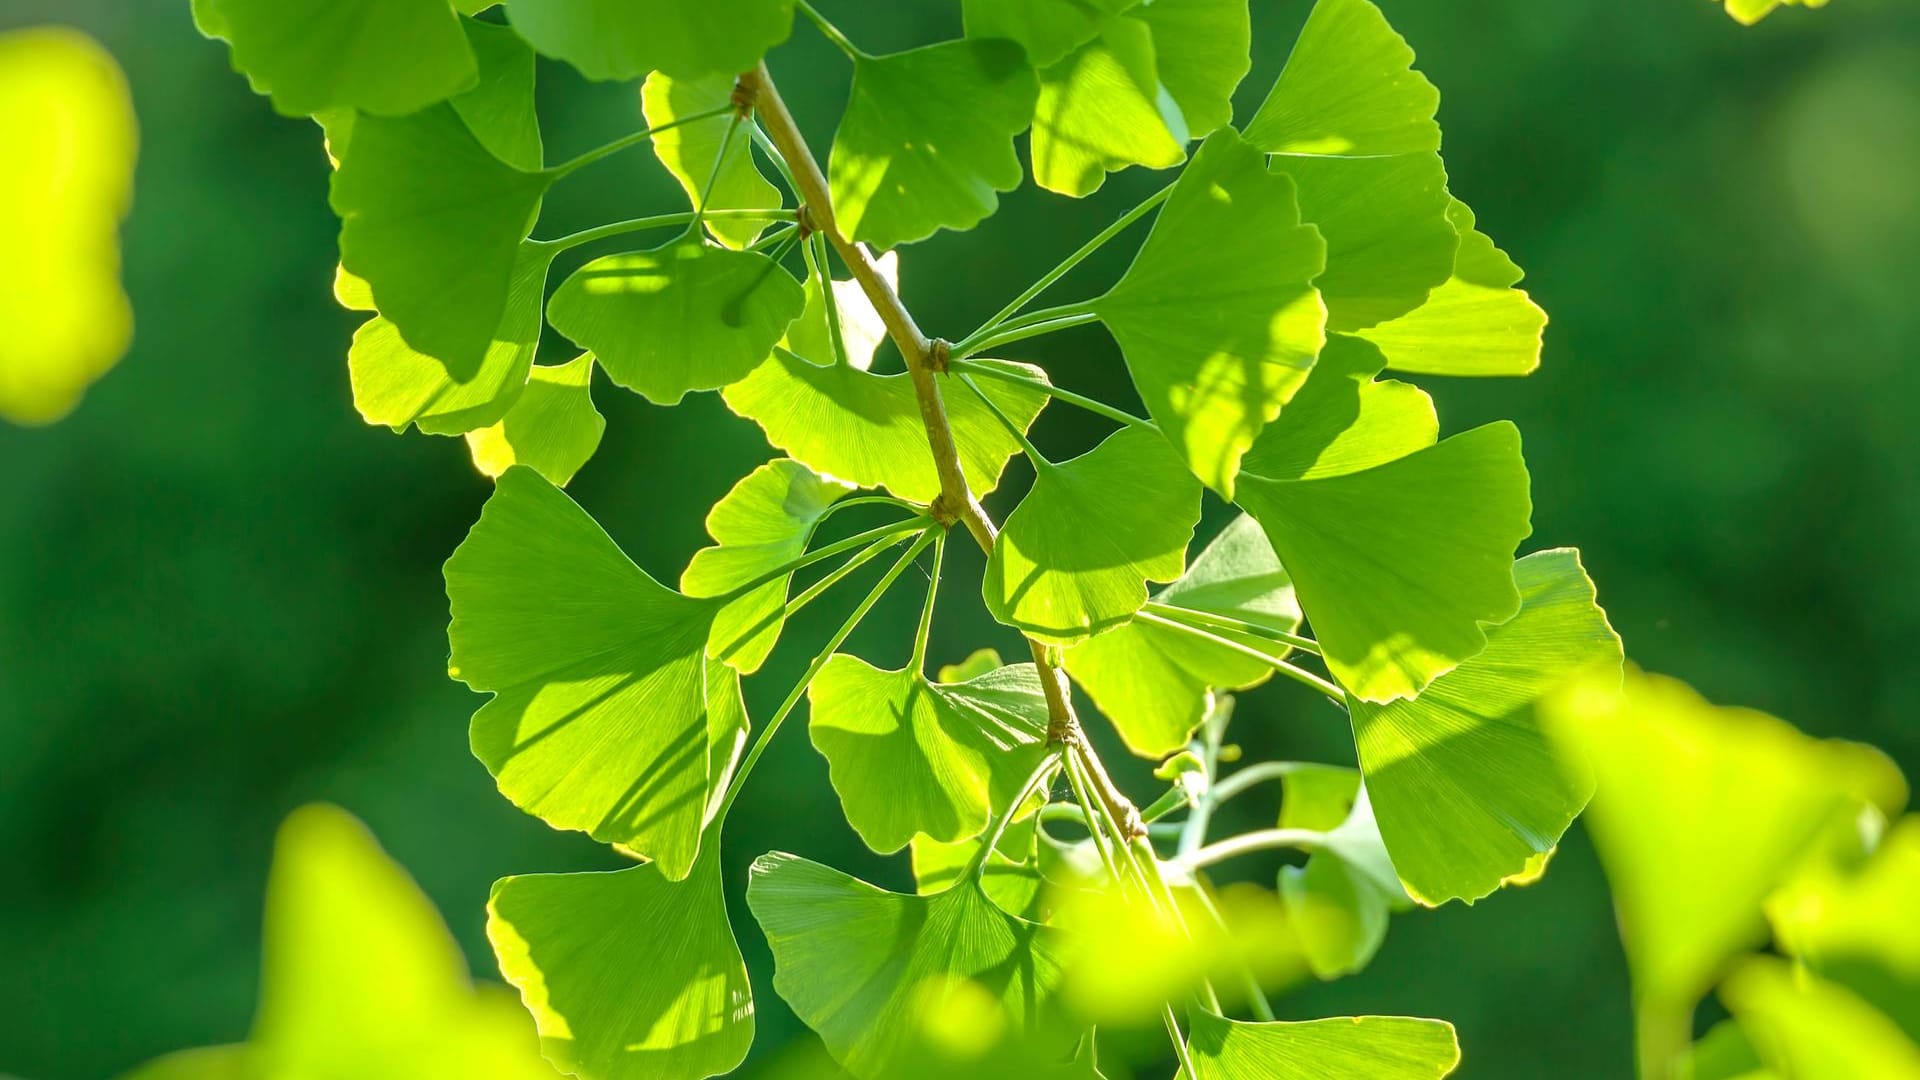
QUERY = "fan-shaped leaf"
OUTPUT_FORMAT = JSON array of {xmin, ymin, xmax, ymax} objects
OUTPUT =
[
  {"xmin": 446, "ymin": 467, "xmax": 725, "ymax": 879},
  {"xmin": 454, "ymin": 19, "xmax": 546, "ymax": 172},
  {"xmin": 1269, "ymin": 152, "xmax": 1456, "ymax": 331},
  {"xmin": 961, "ymin": 0, "xmax": 1138, "ymax": 68},
  {"xmin": 1240, "ymin": 334, "xmax": 1436, "ymax": 482},
  {"xmin": 1133, "ymin": 0, "xmax": 1249, "ymax": 138},
  {"xmin": 504, "ymin": 0, "xmax": 795, "ymax": 82},
  {"xmin": 643, "ymin": 73, "xmax": 780, "ymax": 250},
  {"xmin": 199, "ymin": 0, "xmax": 477, "ymax": 118},
  {"xmin": 784, "ymin": 251, "xmax": 895, "ymax": 373},
  {"xmin": 1244, "ymin": 0, "xmax": 1440, "ymax": 157},
  {"xmin": 465, "ymin": 355, "xmax": 606, "ymax": 486},
  {"xmin": 1178, "ymin": 1011, "xmax": 1460, "ymax": 1079}
]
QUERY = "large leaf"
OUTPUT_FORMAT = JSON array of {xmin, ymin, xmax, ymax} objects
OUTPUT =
[
  {"xmin": 1356, "ymin": 199, "xmax": 1548, "ymax": 377},
  {"xmin": 0, "ymin": 29, "xmax": 136, "ymax": 426},
  {"xmin": 1095, "ymin": 130, "xmax": 1328, "ymax": 496},
  {"xmin": 830, "ymin": 41, "xmax": 1038, "ymax": 249},
  {"xmin": 446, "ymin": 467, "xmax": 724, "ymax": 879},
  {"xmin": 200, "ymin": 0, "xmax": 477, "ymax": 118},
  {"xmin": 1239, "ymin": 334, "xmax": 1436, "ymax": 482},
  {"xmin": 680, "ymin": 459, "xmax": 855, "ymax": 674},
  {"xmin": 723, "ymin": 352, "xmax": 1049, "ymax": 505},
  {"xmin": 1269, "ymin": 152, "xmax": 1456, "ymax": 332},
  {"xmin": 1178, "ymin": 1011, "xmax": 1460, "ymax": 1079},
  {"xmin": 1351, "ymin": 549, "xmax": 1623, "ymax": 906},
  {"xmin": 1720, "ymin": 958, "xmax": 1920, "ymax": 1078},
  {"xmin": 488, "ymin": 849, "xmax": 754, "ymax": 1080},
  {"xmin": 960, "ymin": 0, "xmax": 1138, "ymax": 68},
  {"xmin": 465, "ymin": 355, "xmax": 606, "ymax": 487},
  {"xmin": 1244, "ymin": 0, "xmax": 1440, "ymax": 157},
  {"xmin": 1235, "ymin": 422, "xmax": 1533, "ymax": 702},
  {"xmin": 547, "ymin": 240, "xmax": 805, "ymax": 405},
  {"xmin": 1064, "ymin": 514, "xmax": 1301, "ymax": 757},
  {"xmin": 504, "ymin": 0, "xmax": 795, "ymax": 81},
  {"xmin": 983, "ymin": 426, "xmax": 1203, "ymax": 646},
  {"xmin": 747, "ymin": 852, "xmax": 1072, "ymax": 1079},
  {"xmin": 643, "ymin": 73, "xmax": 781, "ymax": 250},
  {"xmin": 810, "ymin": 656, "xmax": 1051, "ymax": 854}
]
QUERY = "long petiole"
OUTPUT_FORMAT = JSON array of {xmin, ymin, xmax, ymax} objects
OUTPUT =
[
  {"xmin": 954, "ymin": 311, "xmax": 1101, "ymax": 361},
  {"xmin": 719, "ymin": 517, "xmax": 927, "ymax": 602},
  {"xmin": 967, "ymin": 751, "xmax": 1062, "ymax": 882},
  {"xmin": 959, "ymin": 374, "xmax": 1049, "ymax": 469},
  {"xmin": 1135, "ymin": 611, "xmax": 1347, "ymax": 703},
  {"xmin": 815, "ymin": 232, "xmax": 853, "ymax": 367},
  {"xmin": 549, "ymin": 104, "xmax": 733, "ymax": 178},
  {"xmin": 714, "ymin": 531, "xmax": 914, "ymax": 663},
  {"xmin": 749, "ymin": 123, "xmax": 801, "ymax": 197},
  {"xmin": 1173, "ymin": 827, "xmax": 1326, "ymax": 872},
  {"xmin": 1144, "ymin": 601, "xmax": 1322, "ymax": 656},
  {"xmin": 951, "ymin": 358, "xmax": 1153, "ymax": 431},
  {"xmin": 692, "ymin": 113, "xmax": 745, "ymax": 229},
  {"xmin": 967, "ymin": 182, "xmax": 1172, "ymax": 346},
  {"xmin": 1164, "ymin": 1006, "xmax": 1199, "ymax": 1078},
  {"xmin": 1208, "ymin": 761, "xmax": 1347, "ymax": 807},
  {"xmin": 795, "ymin": 0, "xmax": 864, "ymax": 59},
  {"xmin": 542, "ymin": 208, "xmax": 791, "ymax": 252},
  {"xmin": 910, "ymin": 530, "xmax": 946, "ymax": 673}
]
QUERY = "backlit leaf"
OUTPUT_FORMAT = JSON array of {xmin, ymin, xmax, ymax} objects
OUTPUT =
[
  {"xmin": 1281, "ymin": 785, "xmax": 1405, "ymax": 979},
  {"xmin": 1132, "ymin": 0, "xmax": 1250, "ymax": 138},
  {"xmin": 1030, "ymin": 19, "xmax": 1185, "ymax": 199},
  {"xmin": 1178, "ymin": 1011, "xmax": 1460, "ymax": 1079},
  {"xmin": 1240, "ymin": 334, "xmax": 1436, "ymax": 482},
  {"xmin": 784, "ymin": 251, "xmax": 895, "ymax": 373},
  {"xmin": 910, "ymin": 814, "xmax": 1052, "ymax": 923},
  {"xmin": 504, "ymin": 0, "xmax": 795, "ymax": 82},
  {"xmin": 961, "ymin": 0, "xmax": 1138, "ymax": 68},
  {"xmin": 1244, "ymin": 0, "xmax": 1440, "ymax": 157},
  {"xmin": 643, "ymin": 73, "xmax": 780, "ymax": 250},
  {"xmin": 454, "ymin": 19, "xmax": 546, "ymax": 171},
  {"xmin": 1269, "ymin": 152, "xmax": 1455, "ymax": 331},
  {"xmin": 1720, "ymin": 0, "xmax": 1831, "ymax": 26},
  {"xmin": 465, "ymin": 355, "xmax": 606, "ymax": 486},
  {"xmin": 1720, "ymin": 958, "xmax": 1920, "ymax": 1078},
  {"xmin": 199, "ymin": 0, "xmax": 477, "ymax": 118}
]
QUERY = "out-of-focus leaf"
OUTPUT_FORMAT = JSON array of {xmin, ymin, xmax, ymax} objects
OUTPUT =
[
  {"xmin": 1720, "ymin": 958, "xmax": 1920, "ymax": 1078},
  {"xmin": 1720, "ymin": 0, "xmax": 1830, "ymax": 26},
  {"xmin": 643, "ymin": 73, "xmax": 780, "ymax": 249},
  {"xmin": 465, "ymin": 355, "xmax": 606, "ymax": 486},
  {"xmin": 1245, "ymin": 0, "xmax": 1440, "ymax": 157},
  {"xmin": 504, "ymin": 0, "xmax": 794, "ymax": 81},
  {"xmin": 1177, "ymin": 1011, "xmax": 1461, "ymax": 1079}
]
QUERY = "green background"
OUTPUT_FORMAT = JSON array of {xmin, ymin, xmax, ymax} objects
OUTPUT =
[{"xmin": 2, "ymin": 1, "xmax": 1917, "ymax": 1076}]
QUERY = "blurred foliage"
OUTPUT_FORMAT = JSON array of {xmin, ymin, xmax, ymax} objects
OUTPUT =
[{"xmin": 0, "ymin": 1, "xmax": 1916, "ymax": 1077}]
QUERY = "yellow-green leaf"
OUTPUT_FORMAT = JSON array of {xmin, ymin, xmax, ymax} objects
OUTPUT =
[{"xmin": 465, "ymin": 355, "xmax": 606, "ymax": 486}]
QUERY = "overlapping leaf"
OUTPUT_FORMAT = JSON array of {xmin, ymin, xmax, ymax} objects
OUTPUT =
[
  {"xmin": 643, "ymin": 73, "xmax": 780, "ymax": 250},
  {"xmin": 961, "ymin": 0, "xmax": 1137, "ymax": 68},
  {"xmin": 1239, "ymin": 334, "xmax": 1436, "ymax": 481},
  {"xmin": 504, "ymin": 0, "xmax": 795, "ymax": 81},
  {"xmin": 198, "ymin": 0, "xmax": 478, "ymax": 118},
  {"xmin": 464, "ymin": 355, "xmax": 606, "ymax": 486},
  {"xmin": 1279, "ymin": 781, "xmax": 1410, "ymax": 979},
  {"xmin": 1245, "ymin": 0, "xmax": 1440, "ymax": 157},
  {"xmin": 1269, "ymin": 152, "xmax": 1455, "ymax": 332},
  {"xmin": 1178, "ymin": 1011, "xmax": 1460, "ymax": 1079},
  {"xmin": 783, "ymin": 250, "xmax": 894, "ymax": 373}
]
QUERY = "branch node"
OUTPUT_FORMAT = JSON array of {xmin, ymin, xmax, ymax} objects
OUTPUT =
[
  {"xmin": 729, "ymin": 74, "xmax": 758, "ymax": 118},
  {"xmin": 928, "ymin": 493, "xmax": 964, "ymax": 529},
  {"xmin": 795, "ymin": 202, "xmax": 819, "ymax": 240},
  {"xmin": 926, "ymin": 338, "xmax": 952, "ymax": 374}
]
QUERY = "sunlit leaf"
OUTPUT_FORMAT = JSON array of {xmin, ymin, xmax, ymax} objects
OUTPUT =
[
  {"xmin": 1720, "ymin": 0, "xmax": 1830, "ymax": 26},
  {"xmin": 1244, "ymin": 0, "xmax": 1440, "ymax": 157},
  {"xmin": 830, "ymin": 41, "xmax": 1038, "ymax": 249},
  {"xmin": 0, "ymin": 29, "xmax": 136, "ymax": 426},
  {"xmin": 1132, "ymin": 0, "xmax": 1249, "ymax": 139},
  {"xmin": 983, "ymin": 426, "xmax": 1203, "ymax": 646},
  {"xmin": 1029, "ymin": 18, "xmax": 1185, "ymax": 199},
  {"xmin": 910, "ymin": 813, "xmax": 1052, "ymax": 923},
  {"xmin": 1236, "ymin": 422, "xmax": 1533, "ymax": 702},
  {"xmin": 1095, "ymin": 130, "xmax": 1328, "ymax": 496},
  {"xmin": 1687, "ymin": 1020, "xmax": 1774, "ymax": 1080},
  {"xmin": 1269, "ymin": 152, "xmax": 1455, "ymax": 331},
  {"xmin": 784, "ymin": 250, "xmax": 895, "ymax": 373},
  {"xmin": 723, "ymin": 352, "xmax": 1049, "ymax": 504},
  {"xmin": 465, "ymin": 355, "xmax": 606, "ymax": 486},
  {"xmin": 1064, "ymin": 515, "xmax": 1301, "ymax": 757},
  {"xmin": 680, "ymin": 459, "xmax": 855, "ymax": 674},
  {"xmin": 643, "ymin": 73, "xmax": 780, "ymax": 250},
  {"xmin": 960, "ymin": 0, "xmax": 1138, "ymax": 68},
  {"xmin": 1240, "ymin": 334, "xmax": 1436, "ymax": 482},
  {"xmin": 1720, "ymin": 958, "xmax": 1920, "ymax": 1078},
  {"xmin": 1351, "ymin": 549, "xmax": 1622, "ymax": 906},
  {"xmin": 547, "ymin": 240, "xmax": 805, "ymax": 405},
  {"xmin": 1178, "ymin": 1011, "xmax": 1460, "ymax": 1079},
  {"xmin": 504, "ymin": 0, "xmax": 795, "ymax": 81},
  {"xmin": 198, "ymin": 0, "xmax": 477, "ymax": 118},
  {"xmin": 1280, "ymin": 784, "xmax": 1406, "ymax": 979},
  {"xmin": 446, "ymin": 467, "xmax": 725, "ymax": 878},
  {"xmin": 488, "ymin": 849, "xmax": 754, "ymax": 1080}
]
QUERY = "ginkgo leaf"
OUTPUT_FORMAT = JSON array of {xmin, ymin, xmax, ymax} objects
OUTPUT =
[
  {"xmin": 199, "ymin": 0, "xmax": 478, "ymax": 118},
  {"xmin": 830, "ymin": 40, "xmax": 1038, "ymax": 250},
  {"xmin": 454, "ymin": 18, "xmax": 546, "ymax": 172},
  {"xmin": 349, "ymin": 242, "xmax": 554, "ymax": 436},
  {"xmin": 1720, "ymin": 958, "xmax": 1920, "ymax": 1078},
  {"xmin": 1030, "ymin": 19, "xmax": 1185, "ymax": 199},
  {"xmin": 504, "ymin": 0, "xmax": 795, "ymax": 82},
  {"xmin": 1280, "ymin": 783, "xmax": 1406, "ymax": 979},
  {"xmin": 547, "ymin": 240, "xmax": 804, "ymax": 406},
  {"xmin": 0, "ymin": 28, "xmax": 136, "ymax": 426},
  {"xmin": 1351, "ymin": 549, "xmax": 1623, "ymax": 906},
  {"xmin": 680, "ymin": 459, "xmax": 855, "ymax": 674},
  {"xmin": 1720, "ymin": 0, "xmax": 1830, "ymax": 26},
  {"xmin": 961, "ymin": 0, "xmax": 1138, "ymax": 68},
  {"xmin": 488, "ymin": 849, "xmax": 754, "ymax": 1080},
  {"xmin": 1235, "ymin": 422, "xmax": 1533, "ymax": 702},
  {"xmin": 1269, "ymin": 152, "xmax": 1456, "ymax": 331},
  {"xmin": 723, "ymin": 352, "xmax": 1049, "ymax": 504},
  {"xmin": 1244, "ymin": 0, "xmax": 1440, "ymax": 157},
  {"xmin": 1356, "ymin": 199, "xmax": 1548, "ymax": 377},
  {"xmin": 1096, "ymin": 130, "xmax": 1328, "ymax": 497},
  {"xmin": 1064, "ymin": 514, "xmax": 1301, "ymax": 757},
  {"xmin": 747, "ymin": 852, "xmax": 1073, "ymax": 1080},
  {"xmin": 909, "ymin": 814, "xmax": 1052, "ymax": 923},
  {"xmin": 1131, "ymin": 0, "xmax": 1249, "ymax": 138},
  {"xmin": 1240, "ymin": 334, "xmax": 1436, "ymax": 482},
  {"xmin": 1178, "ymin": 1011, "xmax": 1461, "ymax": 1079},
  {"xmin": 643, "ymin": 73, "xmax": 780, "ymax": 250},
  {"xmin": 465, "ymin": 355, "xmax": 606, "ymax": 486},
  {"xmin": 783, "ymin": 251, "xmax": 895, "ymax": 373},
  {"xmin": 984, "ymin": 426, "xmax": 1202, "ymax": 646},
  {"xmin": 446, "ymin": 467, "xmax": 725, "ymax": 879},
  {"xmin": 810, "ymin": 656, "xmax": 1051, "ymax": 854}
]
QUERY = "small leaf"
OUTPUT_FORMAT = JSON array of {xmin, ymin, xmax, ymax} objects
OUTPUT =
[
  {"xmin": 546, "ymin": 240, "xmax": 805, "ymax": 405},
  {"xmin": 680, "ymin": 459, "xmax": 855, "ymax": 674},
  {"xmin": 1720, "ymin": 958, "xmax": 1920, "ymax": 1077},
  {"xmin": 830, "ymin": 40, "xmax": 1038, "ymax": 249},
  {"xmin": 1720, "ymin": 0, "xmax": 1831, "ymax": 26},
  {"xmin": 1269, "ymin": 152, "xmax": 1456, "ymax": 331},
  {"xmin": 1244, "ymin": 0, "xmax": 1440, "ymax": 157},
  {"xmin": 643, "ymin": 73, "xmax": 781, "ymax": 250},
  {"xmin": 1095, "ymin": 129, "xmax": 1328, "ymax": 496},
  {"xmin": 446, "ymin": 467, "xmax": 724, "ymax": 878},
  {"xmin": 938, "ymin": 647, "xmax": 1007, "ymax": 685},
  {"xmin": 1351, "ymin": 549, "xmax": 1623, "ymax": 906},
  {"xmin": 1064, "ymin": 515, "xmax": 1300, "ymax": 757},
  {"xmin": 1030, "ymin": 19, "xmax": 1185, "ymax": 198},
  {"xmin": 1278, "ymin": 764, "xmax": 1362, "ymax": 832},
  {"xmin": 1240, "ymin": 334, "xmax": 1436, "ymax": 482},
  {"xmin": 961, "ymin": 0, "xmax": 1138, "ymax": 68},
  {"xmin": 1278, "ymin": 780, "xmax": 1406, "ymax": 980},
  {"xmin": 784, "ymin": 250, "xmax": 895, "ymax": 373},
  {"xmin": 810, "ymin": 656, "xmax": 1051, "ymax": 854},
  {"xmin": 200, "ymin": 0, "xmax": 477, "ymax": 118},
  {"xmin": 488, "ymin": 849, "xmax": 754, "ymax": 1080},
  {"xmin": 1178, "ymin": 1011, "xmax": 1461, "ymax": 1079},
  {"xmin": 723, "ymin": 352, "xmax": 1049, "ymax": 505},
  {"xmin": 984, "ymin": 426, "xmax": 1203, "ymax": 646},
  {"xmin": 465, "ymin": 354, "xmax": 606, "ymax": 486},
  {"xmin": 504, "ymin": 0, "xmax": 795, "ymax": 82}
]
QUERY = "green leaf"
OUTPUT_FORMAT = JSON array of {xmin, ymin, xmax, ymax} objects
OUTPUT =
[
  {"xmin": 809, "ymin": 656, "xmax": 1051, "ymax": 854},
  {"xmin": 446, "ymin": 467, "xmax": 724, "ymax": 879},
  {"xmin": 939, "ymin": 647, "xmax": 1008, "ymax": 685},
  {"xmin": 1720, "ymin": 958, "xmax": 1920, "ymax": 1078},
  {"xmin": 454, "ymin": 19, "xmax": 546, "ymax": 172},
  {"xmin": 1064, "ymin": 515, "xmax": 1300, "ymax": 757},
  {"xmin": 200, "ymin": 0, "xmax": 477, "ymax": 118},
  {"xmin": 547, "ymin": 240, "xmax": 804, "ymax": 405},
  {"xmin": 1720, "ymin": 0, "xmax": 1830, "ymax": 26},
  {"xmin": 1132, "ymin": 0, "xmax": 1250, "ymax": 138},
  {"xmin": 747, "ymin": 852, "xmax": 1072, "ymax": 1079},
  {"xmin": 1235, "ymin": 422, "xmax": 1533, "ymax": 702},
  {"xmin": 830, "ymin": 41, "xmax": 1038, "ymax": 249},
  {"xmin": 723, "ymin": 352, "xmax": 1049, "ymax": 505},
  {"xmin": 1095, "ymin": 130, "xmax": 1328, "ymax": 496},
  {"xmin": 1244, "ymin": 0, "xmax": 1440, "ymax": 157},
  {"xmin": 465, "ymin": 355, "xmax": 606, "ymax": 486},
  {"xmin": 1277, "ymin": 781, "xmax": 1405, "ymax": 980},
  {"xmin": 331, "ymin": 104, "xmax": 552, "ymax": 376},
  {"xmin": 1356, "ymin": 199, "xmax": 1548, "ymax": 377},
  {"xmin": 503, "ymin": 0, "xmax": 795, "ymax": 81},
  {"xmin": 1269, "ymin": 152, "xmax": 1456, "ymax": 331},
  {"xmin": 1351, "ymin": 549, "xmax": 1622, "ymax": 906},
  {"xmin": 0, "ymin": 29, "xmax": 136, "ymax": 426},
  {"xmin": 909, "ymin": 814, "xmax": 1052, "ymax": 923},
  {"xmin": 1178, "ymin": 1011, "xmax": 1461, "ymax": 1079},
  {"xmin": 784, "ymin": 250, "xmax": 894, "ymax": 373},
  {"xmin": 643, "ymin": 73, "xmax": 781, "ymax": 250},
  {"xmin": 961, "ymin": 0, "xmax": 1138, "ymax": 68},
  {"xmin": 1240, "ymin": 334, "xmax": 1436, "ymax": 482},
  {"xmin": 488, "ymin": 849, "xmax": 754, "ymax": 1080},
  {"xmin": 348, "ymin": 243, "xmax": 554, "ymax": 436},
  {"xmin": 1029, "ymin": 19, "xmax": 1186, "ymax": 199},
  {"xmin": 680, "ymin": 459, "xmax": 855, "ymax": 675},
  {"xmin": 983, "ymin": 426, "xmax": 1203, "ymax": 646},
  {"xmin": 1278, "ymin": 764, "xmax": 1363, "ymax": 832}
]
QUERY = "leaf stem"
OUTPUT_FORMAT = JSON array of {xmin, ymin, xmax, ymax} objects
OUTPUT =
[
  {"xmin": 967, "ymin": 182, "xmax": 1171, "ymax": 347},
  {"xmin": 1173, "ymin": 827, "xmax": 1326, "ymax": 872},
  {"xmin": 714, "ymin": 531, "xmax": 912, "ymax": 664},
  {"xmin": 954, "ymin": 311, "xmax": 1102, "ymax": 361},
  {"xmin": 808, "ymin": 231, "xmax": 855, "ymax": 368},
  {"xmin": 1207, "ymin": 761, "xmax": 1348, "ymax": 807},
  {"xmin": 951, "ymin": 359, "xmax": 1153, "ymax": 431},
  {"xmin": 692, "ymin": 113, "xmax": 745, "ymax": 229},
  {"xmin": 718, "ymin": 517, "xmax": 927, "ymax": 602},
  {"xmin": 548, "ymin": 104, "xmax": 733, "ymax": 179},
  {"xmin": 542, "ymin": 209, "xmax": 791, "ymax": 252},
  {"xmin": 794, "ymin": 0, "xmax": 865, "ymax": 59},
  {"xmin": 1164, "ymin": 1006, "xmax": 1199, "ymax": 1079},
  {"xmin": 959, "ymin": 374, "xmax": 1049, "ymax": 469},
  {"xmin": 1143, "ymin": 601, "xmax": 1322, "ymax": 656},
  {"xmin": 967, "ymin": 752, "xmax": 1061, "ymax": 883},
  {"xmin": 910, "ymin": 530, "xmax": 946, "ymax": 674},
  {"xmin": 1134, "ymin": 611, "xmax": 1347, "ymax": 703}
]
